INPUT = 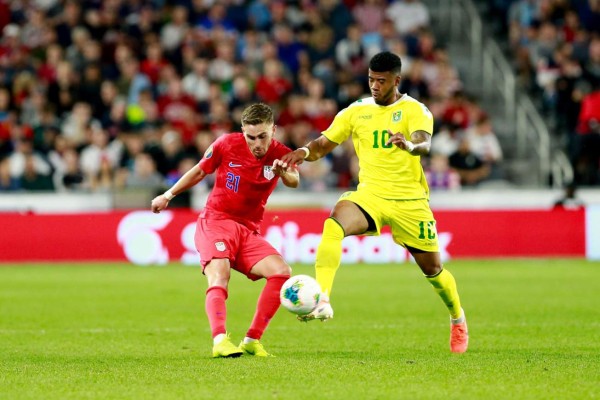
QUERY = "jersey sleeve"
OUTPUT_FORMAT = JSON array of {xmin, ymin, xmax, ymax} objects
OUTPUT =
[
  {"xmin": 322, "ymin": 107, "xmax": 352, "ymax": 144},
  {"xmin": 198, "ymin": 135, "xmax": 224, "ymax": 174},
  {"xmin": 408, "ymin": 101, "xmax": 434, "ymax": 135}
]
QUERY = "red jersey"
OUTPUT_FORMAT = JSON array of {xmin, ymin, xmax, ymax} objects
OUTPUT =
[{"xmin": 198, "ymin": 133, "xmax": 291, "ymax": 232}]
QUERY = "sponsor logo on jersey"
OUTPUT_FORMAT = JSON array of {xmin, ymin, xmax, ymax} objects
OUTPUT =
[
  {"xmin": 215, "ymin": 241, "xmax": 226, "ymax": 251},
  {"xmin": 263, "ymin": 166, "xmax": 275, "ymax": 180},
  {"xmin": 228, "ymin": 162, "xmax": 242, "ymax": 167},
  {"xmin": 392, "ymin": 111, "xmax": 402, "ymax": 122},
  {"xmin": 204, "ymin": 145, "xmax": 213, "ymax": 159}
]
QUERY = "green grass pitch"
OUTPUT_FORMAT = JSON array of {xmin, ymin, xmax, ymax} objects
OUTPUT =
[{"xmin": 1, "ymin": 259, "xmax": 599, "ymax": 400}]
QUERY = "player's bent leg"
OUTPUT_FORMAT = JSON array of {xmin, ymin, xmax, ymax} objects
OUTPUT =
[
  {"xmin": 245, "ymin": 273, "xmax": 289, "ymax": 339},
  {"xmin": 413, "ymin": 250, "xmax": 468, "ymax": 352},
  {"xmin": 245, "ymin": 255, "xmax": 291, "ymax": 348}
]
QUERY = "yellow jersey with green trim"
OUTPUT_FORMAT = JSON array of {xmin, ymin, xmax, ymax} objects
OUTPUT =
[{"xmin": 323, "ymin": 94, "xmax": 433, "ymax": 200}]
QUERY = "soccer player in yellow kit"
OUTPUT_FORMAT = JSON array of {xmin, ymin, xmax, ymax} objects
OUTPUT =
[{"xmin": 279, "ymin": 51, "xmax": 468, "ymax": 353}]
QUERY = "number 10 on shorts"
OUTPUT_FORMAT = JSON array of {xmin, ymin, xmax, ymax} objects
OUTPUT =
[{"xmin": 418, "ymin": 221, "xmax": 436, "ymax": 239}]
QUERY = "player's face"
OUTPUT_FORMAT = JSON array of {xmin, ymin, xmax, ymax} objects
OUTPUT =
[
  {"xmin": 368, "ymin": 70, "xmax": 401, "ymax": 105},
  {"xmin": 242, "ymin": 122, "xmax": 275, "ymax": 158}
]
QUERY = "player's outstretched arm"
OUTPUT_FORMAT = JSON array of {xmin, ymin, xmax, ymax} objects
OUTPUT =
[
  {"xmin": 151, "ymin": 166, "xmax": 207, "ymax": 213},
  {"xmin": 386, "ymin": 129, "xmax": 431, "ymax": 156},
  {"xmin": 272, "ymin": 159, "xmax": 299, "ymax": 188},
  {"xmin": 279, "ymin": 136, "xmax": 339, "ymax": 167}
]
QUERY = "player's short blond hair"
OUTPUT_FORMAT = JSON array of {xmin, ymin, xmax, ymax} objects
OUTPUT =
[{"xmin": 241, "ymin": 103, "xmax": 274, "ymax": 126}]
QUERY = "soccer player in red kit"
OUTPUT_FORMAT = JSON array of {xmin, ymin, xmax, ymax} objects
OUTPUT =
[{"xmin": 151, "ymin": 103, "xmax": 298, "ymax": 358}]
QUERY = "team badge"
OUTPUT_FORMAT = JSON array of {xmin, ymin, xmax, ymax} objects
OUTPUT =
[
  {"xmin": 204, "ymin": 145, "xmax": 213, "ymax": 159},
  {"xmin": 392, "ymin": 111, "xmax": 402, "ymax": 122},
  {"xmin": 263, "ymin": 166, "xmax": 275, "ymax": 180},
  {"xmin": 215, "ymin": 241, "xmax": 226, "ymax": 251}
]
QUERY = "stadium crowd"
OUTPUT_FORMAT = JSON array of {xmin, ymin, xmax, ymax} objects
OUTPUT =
[
  {"xmin": 0, "ymin": 0, "xmax": 503, "ymax": 195},
  {"xmin": 493, "ymin": 0, "xmax": 600, "ymax": 186}
]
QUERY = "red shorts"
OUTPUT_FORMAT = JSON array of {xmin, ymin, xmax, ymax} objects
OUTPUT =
[{"xmin": 194, "ymin": 218, "xmax": 280, "ymax": 281}]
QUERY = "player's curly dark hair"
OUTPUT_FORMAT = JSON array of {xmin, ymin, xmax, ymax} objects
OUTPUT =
[
  {"xmin": 369, "ymin": 51, "xmax": 402, "ymax": 75},
  {"xmin": 241, "ymin": 103, "xmax": 274, "ymax": 126}
]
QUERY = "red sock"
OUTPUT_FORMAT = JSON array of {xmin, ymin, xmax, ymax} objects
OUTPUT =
[
  {"xmin": 246, "ymin": 274, "xmax": 289, "ymax": 340},
  {"xmin": 205, "ymin": 286, "xmax": 228, "ymax": 338}
]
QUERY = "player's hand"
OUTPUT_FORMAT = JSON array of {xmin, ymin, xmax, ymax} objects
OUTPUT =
[
  {"xmin": 272, "ymin": 159, "xmax": 291, "ymax": 176},
  {"xmin": 151, "ymin": 195, "xmax": 169, "ymax": 213},
  {"xmin": 280, "ymin": 149, "xmax": 307, "ymax": 167},
  {"xmin": 386, "ymin": 128, "xmax": 414, "ymax": 152}
]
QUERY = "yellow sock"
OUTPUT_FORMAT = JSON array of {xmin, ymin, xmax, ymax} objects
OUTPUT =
[
  {"xmin": 426, "ymin": 268, "xmax": 462, "ymax": 319},
  {"xmin": 315, "ymin": 218, "xmax": 345, "ymax": 297}
]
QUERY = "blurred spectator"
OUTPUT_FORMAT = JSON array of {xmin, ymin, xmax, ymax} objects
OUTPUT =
[
  {"xmin": 273, "ymin": 23, "xmax": 306, "ymax": 75},
  {"xmin": 307, "ymin": 26, "xmax": 336, "ymax": 96},
  {"xmin": 335, "ymin": 23, "xmax": 368, "ymax": 78},
  {"xmin": 60, "ymin": 102, "xmax": 96, "ymax": 148},
  {"xmin": 157, "ymin": 79, "xmax": 197, "ymax": 140},
  {"xmin": 448, "ymin": 137, "xmax": 491, "ymax": 187},
  {"xmin": 141, "ymin": 42, "xmax": 169, "ymax": 85},
  {"xmin": 386, "ymin": 0, "xmax": 430, "ymax": 36},
  {"xmin": 160, "ymin": 6, "xmax": 188, "ymax": 53},
  {"xmin": 319, "ymin": 0, "xmax": 354, "ymax": 42},
  {"xmin": 19, "ymin": 153, "xmax": 54, "ymax": 191},
  {"xmin": 78, "ymin": 63, "xmax": 103, "ymax": 113},
  {"xmin": 426, "ymin": 153, "xmax": 461, "ymax": 191},
  {"xmin": 159, "ymin": 130, "xmax": 186, "ymax": 177},
  {"xmin": 353, "ymin": 0, "xmax": 386, "ymax": 34},
  {"xmin": 182, "ymin": 57, "xmax": 211, "ymax": 104},
  {"xmin": 125, "ymin": 152, "xmax": 163, "ymax": 189},
  {"xmin": 79, "ymin": 126, "xmax": 121, "ymax": 186},
  {"xmin": 255, "ymin": 59, "xmax": 292, "ymax": 105},
  {"xmin": 441, "ymin": 91, "xmax": 472, "ymax": 130},
  {"xmin": 46, "ymin": 60, "xmax": 77, "ymax": 117},
  {"xmin": 56, "ymin": 147, "xmax": 85, "ymax": 191},
  {"xmin": 464, "ymin": 114, "xmax": 504, "ymax": 179},
  {"xmin": 116, "ymin": 56, "xmax": 152, "ymax": 106},
  {"xmin": 400, "ymin": 59, "xmax": 430, "ymax": 102},
  {"xmin": 9, "ymin": 138, "xmax": 51, "ymax": 181},
  {"xmin": 431, "ymin": 123, "xmax": 463, "ymax": 158}
]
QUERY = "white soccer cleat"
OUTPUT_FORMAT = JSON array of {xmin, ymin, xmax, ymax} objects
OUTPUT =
[{"xmin": 297, "ymin": 293, "xmax": 334, "ymax": 322}]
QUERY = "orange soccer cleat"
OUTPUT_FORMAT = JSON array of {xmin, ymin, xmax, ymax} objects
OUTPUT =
[{"xmin": 450, "ymin": 308, "xmax": 469, "ymax": 353}]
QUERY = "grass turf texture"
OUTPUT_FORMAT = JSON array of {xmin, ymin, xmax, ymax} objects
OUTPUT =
[{"xmin": 1, "ymin": 260, "xmax": 598, "ymax": 400}]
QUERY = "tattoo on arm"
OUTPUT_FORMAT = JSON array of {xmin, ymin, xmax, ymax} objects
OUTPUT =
[{"xmin": 409, "ymin": 130, "xmax": 432, "ymax": 155}]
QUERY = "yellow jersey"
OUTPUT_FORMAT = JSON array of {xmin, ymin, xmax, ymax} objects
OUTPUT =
[{"xmin": 323, "ymin": 94, "xmax": 434, "ymax": 200}]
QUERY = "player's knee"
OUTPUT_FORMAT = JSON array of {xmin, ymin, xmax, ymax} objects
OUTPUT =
[
  {"xmin": 420, "ymin": 262, "xmax": 442, "ymax": 276},
  {"xmin": 205, "ymin": 259, "xmax": 231, "ymax": 285},
  {"xmin": 271, "ymin": 263, "xmax": 291, "ymax": 277}
]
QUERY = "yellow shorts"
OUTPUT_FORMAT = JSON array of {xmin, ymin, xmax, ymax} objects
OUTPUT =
[{"xmin": 337, "ymin": 190, "xmax": 439, "ymax": 252}]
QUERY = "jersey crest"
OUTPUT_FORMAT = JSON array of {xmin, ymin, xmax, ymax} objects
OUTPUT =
[
  {"xmin": 392, "ymin": 111, "xmax": 402, "ymax": 122},
  {"xmin": 263, "ymin": 166, "xmax": 275, "ymax": 180}
]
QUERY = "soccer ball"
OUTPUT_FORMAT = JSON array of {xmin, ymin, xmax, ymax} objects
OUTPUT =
[{"xmin": 280, "ymin": 275, "xmax": 322, "ymax": 315}]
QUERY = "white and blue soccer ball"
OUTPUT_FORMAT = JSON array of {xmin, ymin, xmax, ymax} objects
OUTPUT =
[{"xmin": 280, "ymin": 275, "xmax": 321, "ymax": 315}]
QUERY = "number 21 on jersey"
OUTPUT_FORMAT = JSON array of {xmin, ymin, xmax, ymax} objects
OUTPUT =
[{"xmin": 226, "ymin": 172, "xmax": 240, "ymax": 192}]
